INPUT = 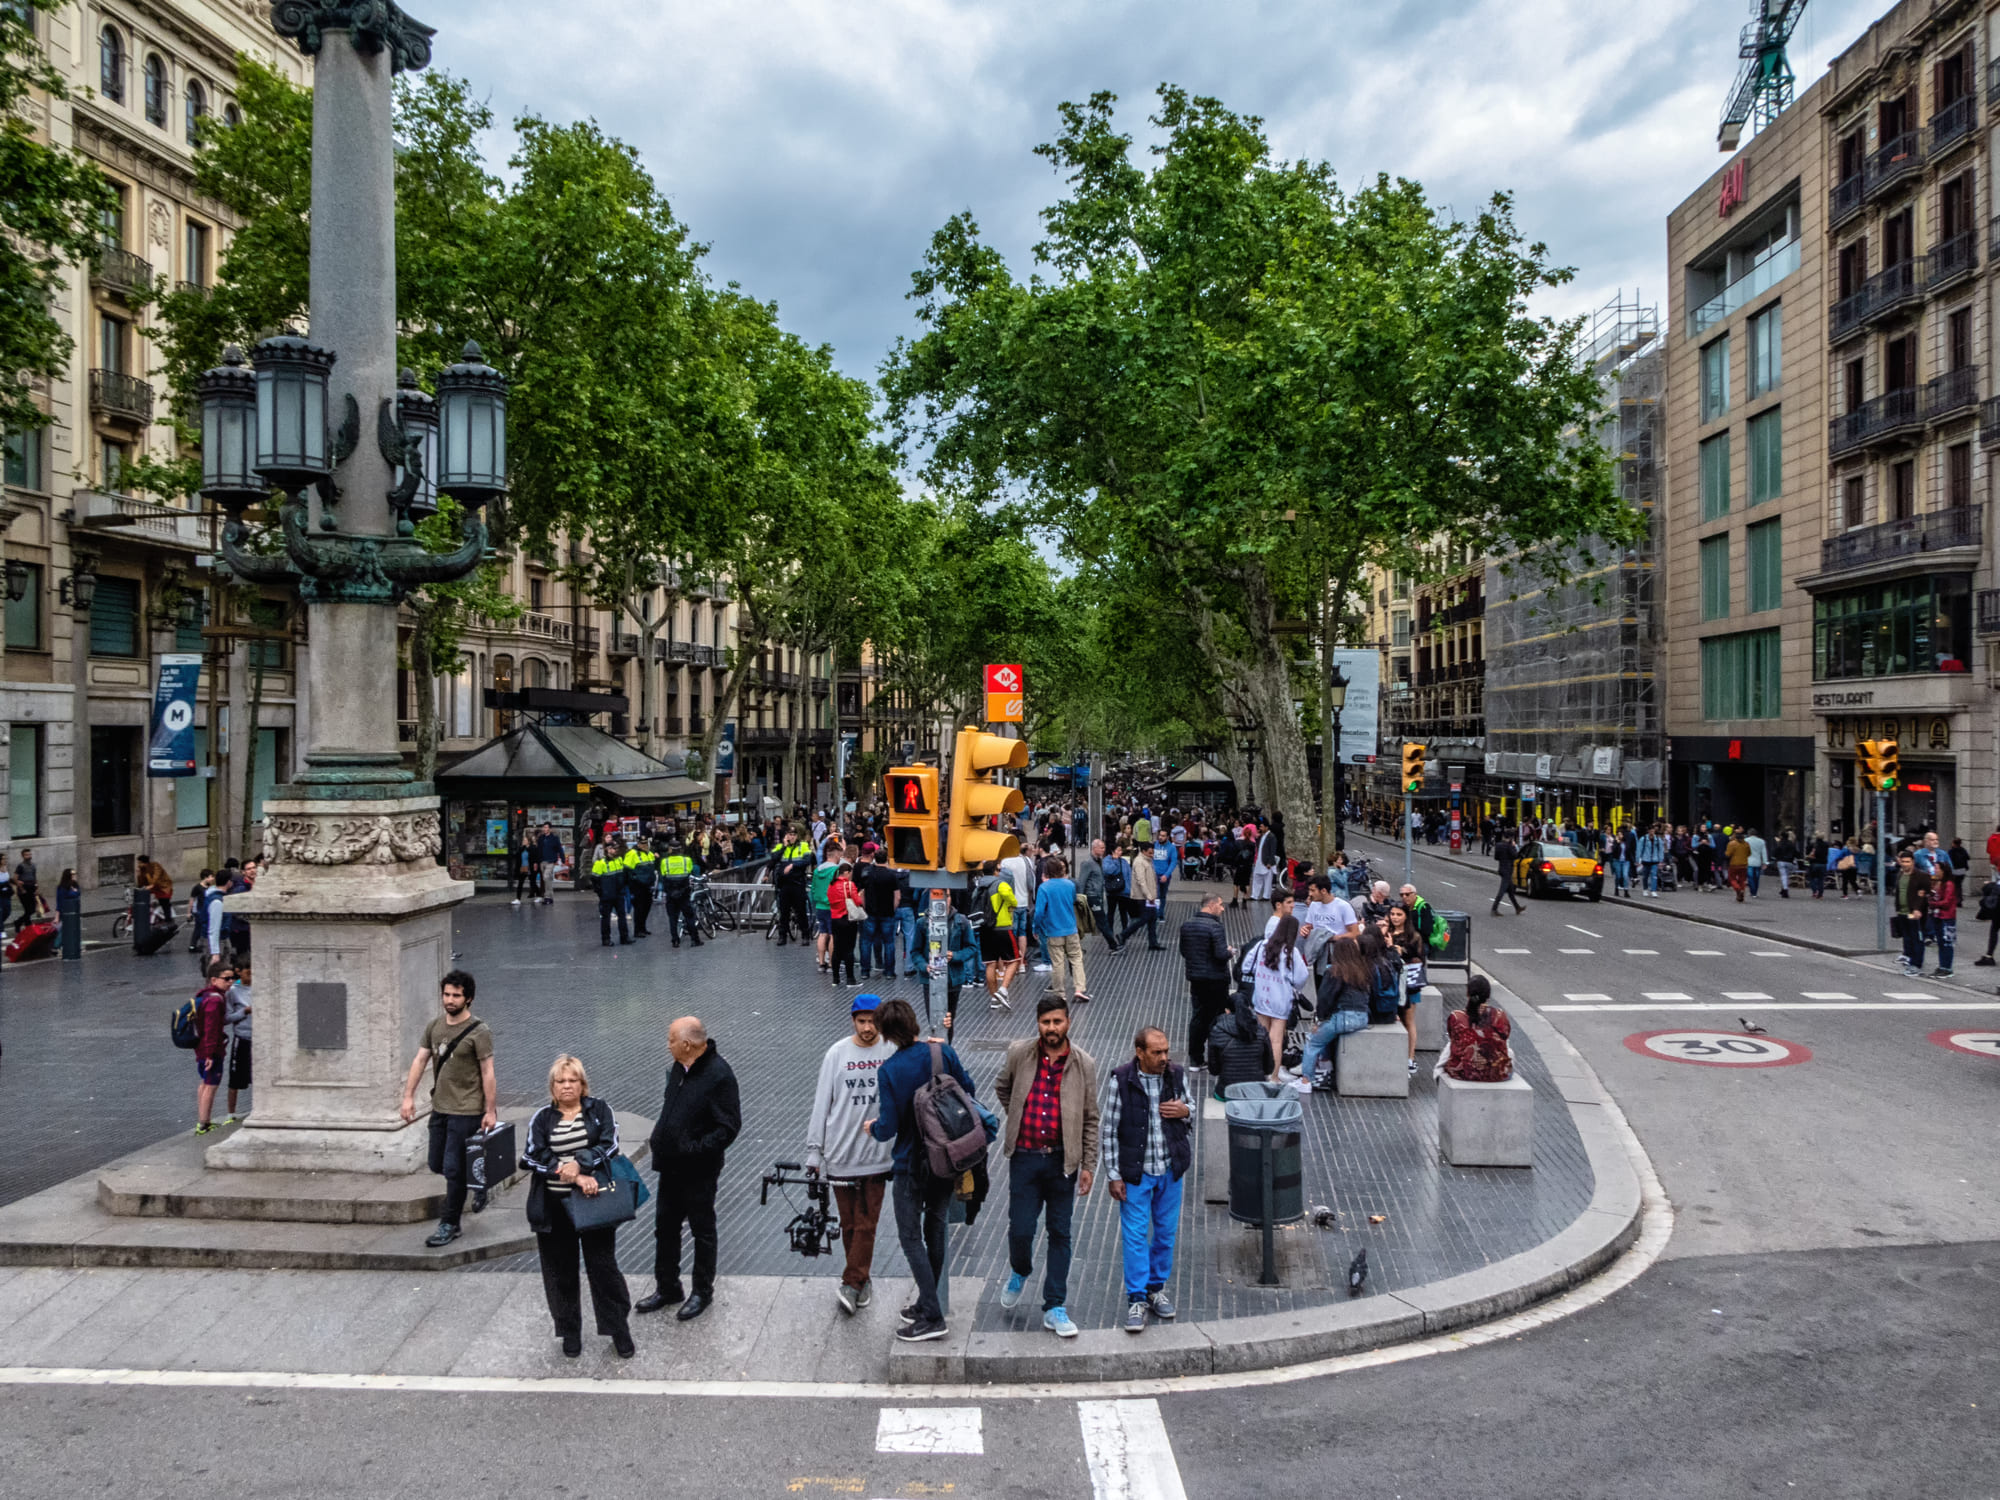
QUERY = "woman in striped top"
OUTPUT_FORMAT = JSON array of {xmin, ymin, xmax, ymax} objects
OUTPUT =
[{"xmin": 522, "ymin": 1054, "xmax": 634, "ymax": 1359}]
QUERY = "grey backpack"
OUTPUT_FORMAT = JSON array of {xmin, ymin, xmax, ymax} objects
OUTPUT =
[{"xmin": 912, "ymin": 1042, "xmax": 987, "ymax": 1179}]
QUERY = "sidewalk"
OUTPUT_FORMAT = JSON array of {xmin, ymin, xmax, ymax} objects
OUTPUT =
[{"xmin": 1346, "ymin": 830, "xmax": 1894, "ymax": 958}]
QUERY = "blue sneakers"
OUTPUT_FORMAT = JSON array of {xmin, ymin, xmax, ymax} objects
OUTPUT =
[
  {"xmin": 1044, "ymin": 1307, "xmax": 1078, "ymax": 1338},
  {"xmin": 999, "ymin": 1271, "xmax": 1027, "ymax": 1310}
]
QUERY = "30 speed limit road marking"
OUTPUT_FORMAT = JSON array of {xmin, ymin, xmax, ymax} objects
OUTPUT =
[{"xmin": 1622, "ymin": 1030, "xmax": 1811, "ymax": 1067}]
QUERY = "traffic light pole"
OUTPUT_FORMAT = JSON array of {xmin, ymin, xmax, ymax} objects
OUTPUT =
[
  {"xmin": 1875, "ymin": 788, "xmax": 1888, "ymax": 955},
  {"xmin": 1403, "ymin": 790, "xmax": 1413, "ymax": 885}
]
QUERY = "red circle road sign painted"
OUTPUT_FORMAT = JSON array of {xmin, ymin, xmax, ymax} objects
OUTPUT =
[
  {"xmin": 1928, "ymin": 1029, "xmax": 2000, "ymax": 1060},
  {"xmin": 1622, "ymin": 1029, "xmax": 1811, "ymax": 1068}
]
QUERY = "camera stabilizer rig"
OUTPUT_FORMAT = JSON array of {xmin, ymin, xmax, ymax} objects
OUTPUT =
[{"xmin": 761, "ymin": 1162, "xmax": 842, "ymax": 1258}]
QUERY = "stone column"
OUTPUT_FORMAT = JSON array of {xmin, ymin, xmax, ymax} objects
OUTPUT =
[{"xmin": 210, "ymin": 18, "xmax": 466, "ymax": 1176}]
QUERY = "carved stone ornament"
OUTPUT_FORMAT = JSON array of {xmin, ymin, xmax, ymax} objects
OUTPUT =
[
  {"xmin": 264, "ymin": 809, "xmax": 442, "ymax": 866},
  {"xmin": 270, "ymin": 1, "xmax": 436, "ymax": 74},
  {"xmin": 148, "ymin": 202, "xmax": 171, "ymax": 249}
]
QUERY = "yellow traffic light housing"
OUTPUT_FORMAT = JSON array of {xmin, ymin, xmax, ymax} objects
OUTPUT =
[
  {"xmin": 883, "ymin": 766, "xmax": 941, "ymax": 870},
  {"xmin": 1401, "ymin": 741, "xmax": 1426, "ymax": 795},
  {"xmin": 944, "ymin": 726, "xmax": 1026, "ymax": 873},
  {"xmin": 1858, "ymin": 739, "xmax": 1900, "ymax": 793}
]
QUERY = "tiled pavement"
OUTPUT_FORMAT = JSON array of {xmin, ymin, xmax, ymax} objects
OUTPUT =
[{"xmin": 0, "ymin": 882, "xmax": 1593, "ymax": 1333}]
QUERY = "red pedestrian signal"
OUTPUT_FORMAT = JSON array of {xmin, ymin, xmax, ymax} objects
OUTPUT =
[{"xmin": 883, "ymin": 766, "xmax": 941, "ymax": 870}]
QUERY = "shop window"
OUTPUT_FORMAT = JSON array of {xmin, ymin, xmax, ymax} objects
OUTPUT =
[
  {"xmin": 8, "ymin": 724, "xmax": 39, "ymax": 838},
  {"xmin": 1813, "ymin": 575, "xmax": 1971, "ymax": 680}
]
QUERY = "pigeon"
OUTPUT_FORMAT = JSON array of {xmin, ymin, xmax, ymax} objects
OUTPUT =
[
  {"xmin": 1311, "ymin": 1204, "xmax": 1336, "ymax": 1228},
  {"xmin": 1347, "ymin": 1248, "xmax": 1368, "ymax": 1296},
  {"xmin": 1739, "ymin": 1017, "xmax": 1767, "ymax": 1035}
]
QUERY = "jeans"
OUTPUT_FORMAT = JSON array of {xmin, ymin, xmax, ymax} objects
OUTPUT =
[
  {"xmin": 1089, "ymin": 898, "xmax": 1117, "ymax": 950},
  {"xmin": 1492, "ymin": 873, "xmax": 1522, "ymax": 913},
  {"xmin": 896, "ymin": 906, "xmax": 918, "ymax": 970},
  {"xmin": 1774, "ymin": 861, "xmax": 1793, "ymax": 895},
  {"xmin": 893, "ymin": 1168, "xmax": 956, "ymax": 1323},
  {"xmin": 1931, "ymin": 916, "xmax": 1957, "ymax": 972},
  {"xmin": 1117, "ymin": 1171, "xmax": 1184, "ymax": 1299},
  {"xmin": 1117, "ymin": 902, "xmax": 1161, "ymax": 947},
  {"xmin": 1299, "ymin": 1009, "xmax": 1369, "ymax": 1082},
  {"xmin": 1609, "ymin": 857, "xmax": 1630, "ymax": 893},
  {"xmin": 1747, "ymin": 865, "xmax": 1763, "ymax": 897},
  {"xmin": 1006, "ymin": 1149, "xmax": 1077, "ymax": 1312},
  {"xmin": 1642, "ymin": 861, "xmax": 1659, "ymax": 893},
  {"xmin": 427, "ymin": 1111, "xmax": 480, "ymax": 1226},
  {"xmin": 861, "ymin": 916, "xmax": 898, "ymax": 977},
  {"xmin": 1901, "ymin": 915, "xmax": 1928, "ymax": 969}
]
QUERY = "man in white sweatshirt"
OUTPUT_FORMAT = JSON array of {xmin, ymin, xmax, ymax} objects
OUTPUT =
[{"xmin": 804, "ymin": 992, "xmax": 897, "ymax": 1314}]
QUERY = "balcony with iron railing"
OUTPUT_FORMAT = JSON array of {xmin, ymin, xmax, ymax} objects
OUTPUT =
[
  {"xmin": 174, "ymin": 279, "xmax": 209, "ymax": 299},
  {"xmin": 1931, "ymin": 93, "xmax": 1978, "ymax": 156},
  {"xmin": 1925, "ymin": 367, "xmax": 1979, "ymax": 424},
  {"xmin": 578, "ymin": 625, "xmax": 600, "ymax": 653},
  {"xmin": 1860, "ymin": 258, "xmax": 1922, "ymax": 327},
  {"xmin": 1926, "ymin": 230, "xmax": 1979, "ymax": 292},
  {"xmin": 1828, "ymin": 387, "xmax": 1923, "ymax": 457},
  {"xmin": 1981, "ymin": 396, "xmax": 2000, "ymax": 448},
  {"xmin": 1978, "ymin": 589, "xmax": 2000, "ymax": 635},
  {"xmin": 661, "ymin": 715, "xmax": 683, "ymax": 735},
  {"xmin": 1830, "ymin": 171, "xmax": 1866, "ymax": 228},
  {"xmin": 1819, "ymin": 503, "xmax": 1981, "ymax": 576},
  {"xmin": 607, "ymin": 631, "xmax": 640, "ymax": 659},
  {"xmin": 90, "ymin": 368, "xmax": 153, "ymax": 423},
  {"xmin": 1990, "ymin": 57, "xmax": 2000, "ymax": 106},
  {"xmin": 520, "ymin": 610, "xmax": 573, "ymax": 644},
  {"xmin": 663, "ymin": 638, "xmax": 696, "ymax": 663},
  {"xmin": 1829, "ymin": 284, "xmax": 1869, "ymax": 343},
  {"xmin": 1864, "ymin": 129, "xmax": 1926, "ymax": 202},
  {"xmin": 90, "ymin": 243, "xmax": 153, "ymax": 297},
  {"xmin": 398, "ymin": 720, "xmax": 418, "ymax": 745}
]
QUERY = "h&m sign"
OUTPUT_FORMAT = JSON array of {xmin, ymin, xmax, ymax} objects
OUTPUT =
[{"xmin": 1719, "ymin": 159, "xmax": 1747, "ymax": 218}]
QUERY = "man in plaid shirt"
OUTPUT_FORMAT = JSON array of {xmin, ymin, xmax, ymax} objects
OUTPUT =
[
  {"xmin": 1103, "ymin": 1026, "xmax": 1193, "ymax": 1334},
  {"xmin": 993, "ymin": 995, "xmax": 1100, "ymax": 1338}
]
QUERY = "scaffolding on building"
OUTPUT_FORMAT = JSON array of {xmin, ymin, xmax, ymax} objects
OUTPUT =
[{"xmin": 1480, "ymin": 292, "xmax": 1664, "ymax": 823}]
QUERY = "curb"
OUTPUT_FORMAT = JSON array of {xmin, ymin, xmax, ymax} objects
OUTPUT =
[
  {"xmin": 887, "ymin": 967, "xmax": 1647, "ymax": 1384},
  {"xmin": 1346, "ymin": 831, "xmax": 1883, "ymax": 959}
]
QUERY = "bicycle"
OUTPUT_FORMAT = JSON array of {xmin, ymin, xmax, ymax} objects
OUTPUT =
[{"xmin": 691, "ymin": 873, "xmax": 737, "ymax": 936}]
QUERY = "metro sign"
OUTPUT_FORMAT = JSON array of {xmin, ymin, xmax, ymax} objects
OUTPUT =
[
  {"xmin": 984, "ymin": 664, "xmax": 1023, "ymax": 694},
  {"xmin": 984, "ymin": 663, "xmax": 1024, "ymax": 723}
]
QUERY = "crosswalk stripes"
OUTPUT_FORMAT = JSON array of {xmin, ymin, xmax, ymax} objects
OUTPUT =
[
  {"xmin": 875, "ymin": 1407, "xmax": 983, "ymax": 1454},
  {"xmin": 1078, "ymin": 1399, "xmax": 1190, "ymax": 1500},
  {"xmin": 1722, "ymin": 991, "xmax": 1773, "ymax": 1000},
  {"xmin": 1801, "ymin": 991, "xmax": 1855, "ymax": 1000}
]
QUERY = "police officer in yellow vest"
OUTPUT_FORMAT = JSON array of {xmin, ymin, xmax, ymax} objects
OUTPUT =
[
  {"xmin": 623, "ymin": 841, "xmax": 659, "ymax": 938},
  {"xmin": 593, "ymin": 836, "xmax": 632, "ymax": 947},
  {"xmin": 773, "ymin": 833, "xmax": 814, "ymax": 946},
  {"xmin": 660, "ymin": 843, "xmax": 701, "ymax": 948}
]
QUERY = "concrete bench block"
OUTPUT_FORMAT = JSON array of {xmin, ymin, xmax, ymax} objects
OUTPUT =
[
  {"xmin": 1415, "ymin": 985, "xmax": 1444, "ymax": 1053},
  {"xmin": 1437, "ymin": 1074, "xmax": 1534, "ymax": 1167},
  {"xmin": 1200, "ymin": 1097, "xmax": 1230, "ymax": 1205},
  {"xmin": 1335, "ymin": 1025, "xmax": 1409, "ymax": 1098}
]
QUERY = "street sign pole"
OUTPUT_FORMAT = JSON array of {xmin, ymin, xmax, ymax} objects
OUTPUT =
[
  {"xmin": 928, "ymin": 889, "xmax": 949, "ymax": 1039},
  {"xmin": 1403, "ymin": 789, "xmax": 1413, "ymax": 885},
  {"xmin": 1876, "ymin": 788, "xmax": 1888, "ymax": 954}
]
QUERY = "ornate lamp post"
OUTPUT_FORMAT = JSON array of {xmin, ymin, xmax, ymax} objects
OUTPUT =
[{"xmin": 199, "ymin": 0, "xmax": 501, "ymax": 1176}]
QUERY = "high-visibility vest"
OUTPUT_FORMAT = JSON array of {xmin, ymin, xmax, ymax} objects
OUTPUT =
[
  {"xmin": 661, "ymin": 854, "xmax": 696, "ymax": 881},
  {"xmin": 591, "ymin": 856, "xmax": 623, "ymax": 883}
]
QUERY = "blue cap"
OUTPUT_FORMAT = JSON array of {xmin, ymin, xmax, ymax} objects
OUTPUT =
[{"xmin": 852, "ymin": 992, "xmax": 882, "ymax": 1013}]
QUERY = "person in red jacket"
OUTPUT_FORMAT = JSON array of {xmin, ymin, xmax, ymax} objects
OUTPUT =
[{"xmin": 192, "ymin": 959, "xmax": 233, "ymax": 1134}]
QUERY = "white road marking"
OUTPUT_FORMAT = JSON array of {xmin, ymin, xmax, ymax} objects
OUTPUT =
[
  {"xmin": 1078, "ymin": 1399, "xmax": 1190, "ymax": 1500},
  {"xmin": 1686, "ymin": 950, "xmax": 1725, "ymax": 956},
  {"xmin": 1559, "ymin": 948, "xmax": 1594, "ymax": 955},
  {"xmin": 1566, "ymin": 924, "xmax": 1602, "ymax": 939},
  {"xmin": 1885, "ymin": 992, "xmax": 1931, "ymax": 999},
  {"xmin": 1801, "ymin": 991, "xmax": 1855, "ymax": 1000},
  {"xmin": 1563, "ymin": 993, "xmax": 1616, "ymax": 1003},
  {"xmin": 1436, "ymin": 879, "xmax": 1457, "ymax": 888},
  {"xmin": 1493, "ymin": 948, "xmax": 1531, "ymax": 954},
  {"xmin": 876, "ymin": 1407, "xmax": 983, "ymax": 1454},
  {"xmin": 1643, "ymin": 991, "xmax": 1693, "ymax": 1000},
  {"xmin": 1544, "ymin": 1001, "xmax": 2000, "ymax": 1012},
  {"xmin": 1722, "ymin": 992, "xmax": 1773, "ymax": 1000},
  {"xmin": 1751, "ymin": 951, "xmax": 1788, "ymax": 957},
  {"xmin": 1622, "ymin": 949, "xmax": 1659, "ymax": 955}
]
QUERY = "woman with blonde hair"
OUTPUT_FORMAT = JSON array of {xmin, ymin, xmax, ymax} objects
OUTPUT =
[{"xmin": 521, "ymin": 1053, "xmax": 634, "ymax": 1359}]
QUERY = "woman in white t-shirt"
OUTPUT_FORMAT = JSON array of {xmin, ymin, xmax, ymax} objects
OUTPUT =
[{"xmin": 1251, "ymin": 915, "xmax": 1311, "ymax": 1082}]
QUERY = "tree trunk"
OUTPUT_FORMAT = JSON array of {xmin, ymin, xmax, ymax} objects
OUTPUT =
[
  {"xmin": 1191, "ymin": 564, "xmax": 1316, "ymax": 848},
  {"xmin": 697, "ymin": 636, "xmax": 755, "ymax": 805}
]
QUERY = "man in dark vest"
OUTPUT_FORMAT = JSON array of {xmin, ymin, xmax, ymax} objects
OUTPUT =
[{"xmin": 1101, "ymin": 1025, "xmax": 1192, "ymax": 1335}]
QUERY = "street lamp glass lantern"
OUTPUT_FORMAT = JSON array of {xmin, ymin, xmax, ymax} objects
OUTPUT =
[
  {"xmin": 65, "ymin": 554, "xmax": 98, "ymax": 613},
  {"xmin": 436, "ymin": 341, "xmax": 507, "ymax": 506},
  {"xmin": 251, "ymin": 335, "xmax": 336, "ymax": 491},
  {"xmin": 3, "ymin": 558, "xmax": 30, "ymax": 603},
  {"xmin": 394, "ymin": 368, "xmax": 440, "ymax": 519},
  {"xmin": 196, "ymin": 344, "xmax": 263, "ymax": 513}
]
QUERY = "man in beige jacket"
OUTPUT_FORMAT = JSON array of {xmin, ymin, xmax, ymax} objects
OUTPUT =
[
  {"xmin": 1116, "ymin": 840, "xmax": 1165, "ymax": 950},
  {"xmin": 992, "ymin": 995, "xmax": 1101, "ymax": 1338}
]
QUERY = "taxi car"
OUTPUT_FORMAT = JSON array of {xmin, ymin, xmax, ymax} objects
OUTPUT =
[{"xmin": 1513, "ymin": 842, "xmax": 1605, "ymax": 902}]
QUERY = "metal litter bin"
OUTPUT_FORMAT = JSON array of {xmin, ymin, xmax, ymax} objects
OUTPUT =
[
  {"xmin": 1434, "ymin": 909, "xmax": 1471, "ymax": 969},
  {"xmin": 1222, "ymin": 1081, "xmax": 1287, "ymax": 1101}
]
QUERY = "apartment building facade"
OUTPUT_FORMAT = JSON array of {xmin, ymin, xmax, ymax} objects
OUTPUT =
[{"xmin": 1, "ymin": 2, "xmax": 311, "ymax": 892}]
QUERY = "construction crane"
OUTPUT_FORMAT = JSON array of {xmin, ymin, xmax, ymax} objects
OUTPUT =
[{"xmin": 1718, "ymin": 0, "xmax": 1808, "ymax": 152}]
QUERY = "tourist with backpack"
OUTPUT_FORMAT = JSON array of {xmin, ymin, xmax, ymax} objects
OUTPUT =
[
  {"xmin": 183, "ymin": 958, "xmax": 233, "ymax": 1135},
  {"xmin": 867, "ymin": 997, "xmax": 985, "ymax": 1344},
  {"xmin": 398, "ymin": 969, "xmax": 497, "ymax": 1249}
]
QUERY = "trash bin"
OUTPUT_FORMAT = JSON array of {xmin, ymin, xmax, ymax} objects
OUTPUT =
[
  {"xmin": 1222, "ymin": 1081, "xmax": 1287, "ymax": 1101},
  {"xmin": 1435, "ymin": 910, "xmax": 1471, "ymax": 968},
  {"xmin": 1224, "ymin": 1096, "xmax": 1305, "ymax": 1228}
]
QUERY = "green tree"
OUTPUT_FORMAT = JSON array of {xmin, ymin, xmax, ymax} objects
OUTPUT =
[
  {"xmin": 0, "ymin": 0, "xmax": 116, "ymax": 440},
  {"xmin": 404, "ymin": 498, "xmax": 523, "ymax": 779},
  {"xmin": 883, "ymin": 87, "xmax": 1627, "ymax": 840}
]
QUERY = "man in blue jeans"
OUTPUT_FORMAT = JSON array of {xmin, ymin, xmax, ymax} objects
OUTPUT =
[
  {"xmin": 992, "ymin": 997, "xmax": 1100, "ymax": 1339},
  {"xmin": 1102, "ymin": 1026, "xmax": 1192, "ymax": 1334},
  {"xmin": 856, "ymin": 845, "xmax": 900, "ymax": 980}
]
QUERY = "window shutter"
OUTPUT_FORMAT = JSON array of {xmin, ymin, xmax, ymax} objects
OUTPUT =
[{"xmin": 87, "ymin": 576, "xmax": 140, "ymax": 658}]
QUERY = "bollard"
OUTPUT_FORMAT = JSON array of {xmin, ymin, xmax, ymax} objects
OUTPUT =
[{"xmin": 57, "ymin": 884, "xmax": 81, "ymax": 961}]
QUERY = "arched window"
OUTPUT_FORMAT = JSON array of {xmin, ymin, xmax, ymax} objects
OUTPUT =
[
  {"xmin": 184, "ymin": 79, "xmax": 206, "ymax": 145},
  {"xmin": 222, "ymin": 102, "xmax": 241, "ymax": 128},
  {"xmin": 99, "ymin": 27, "xmax": 124, "ymax": 102},
  {"xmin": 143, "ymin": 54, "xmax": 166, "ymax": 126}
]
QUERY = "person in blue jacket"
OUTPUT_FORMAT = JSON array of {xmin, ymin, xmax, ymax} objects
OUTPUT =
[{"xmin": 868, "ymin": 997, "xmax": 977, "ymax": 1345}]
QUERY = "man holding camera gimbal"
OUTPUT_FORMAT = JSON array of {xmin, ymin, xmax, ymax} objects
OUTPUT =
[{"xmin": 803, "ymin": 992, "xmax": 896, "ymax": 1314}]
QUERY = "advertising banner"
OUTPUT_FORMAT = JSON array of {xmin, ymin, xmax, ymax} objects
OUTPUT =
[
  {"xmin": 715, "ymin": 720, "xmax": 737, "ymax": 776},
  {"xmin": 1333, "ymin": 648, "xmax": 1380, "ymax": 762},
  {"xmin": 147, "ymin": 653, "xmax": 203, "ymax": 777}
]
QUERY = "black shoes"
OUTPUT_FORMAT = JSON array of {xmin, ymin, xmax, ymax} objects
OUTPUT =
[
  {"xmin": 561, "ymin": 1334, "xmax": 582, "ymax": 1358},
  {"xmin": 896, "ymin": 1316, "xmax": 948, "ymax": 1342},
  {"xmin": 675, "ymin": 1292, "xmax": 710, "ymax": 1321},
  {"xmin": 470, "ymin": 1190, "xmax": 487, "ymax": 1215},
  {"xmin": 612, "ymin": 1333, "xmax": 636, "ymax": 1359},
  {"xmin": 635, "ymin": 1285, "xmax": 686, "ymax": 1315},
  {"xmin": 425, "ymin": 1221, "xmax": 461, "ymax": 1248}
]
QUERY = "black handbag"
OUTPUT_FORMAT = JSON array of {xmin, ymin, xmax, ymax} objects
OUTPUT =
[
  {"xmin": 562, "ymin": 1172, "xmax": 638, "ymax": 1232},
  {"xmin": 466, "ymin": 1121, "xmax": 517, "ymax": 1193}
]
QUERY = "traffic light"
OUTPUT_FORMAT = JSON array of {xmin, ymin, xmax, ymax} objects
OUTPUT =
[
  {"xmin": 944, "ymin": 726, "xmax": 1027, "ymax": 873},
  {"xmin": 1401, "ymin": 741, "xmax": 1426, "ymax": 795},
  {"xmin": 883, "ymin": 766, "xmax": 941, "ymax": 870},
  {"xmin": 1858, "ymin": 739, "xmax": 1901, "ymax": 793}
]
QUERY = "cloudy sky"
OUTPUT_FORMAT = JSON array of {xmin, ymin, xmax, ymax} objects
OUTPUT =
[{"xmin": 412, "ymin": 0, "xmax": 1885, "ymax": 384}]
